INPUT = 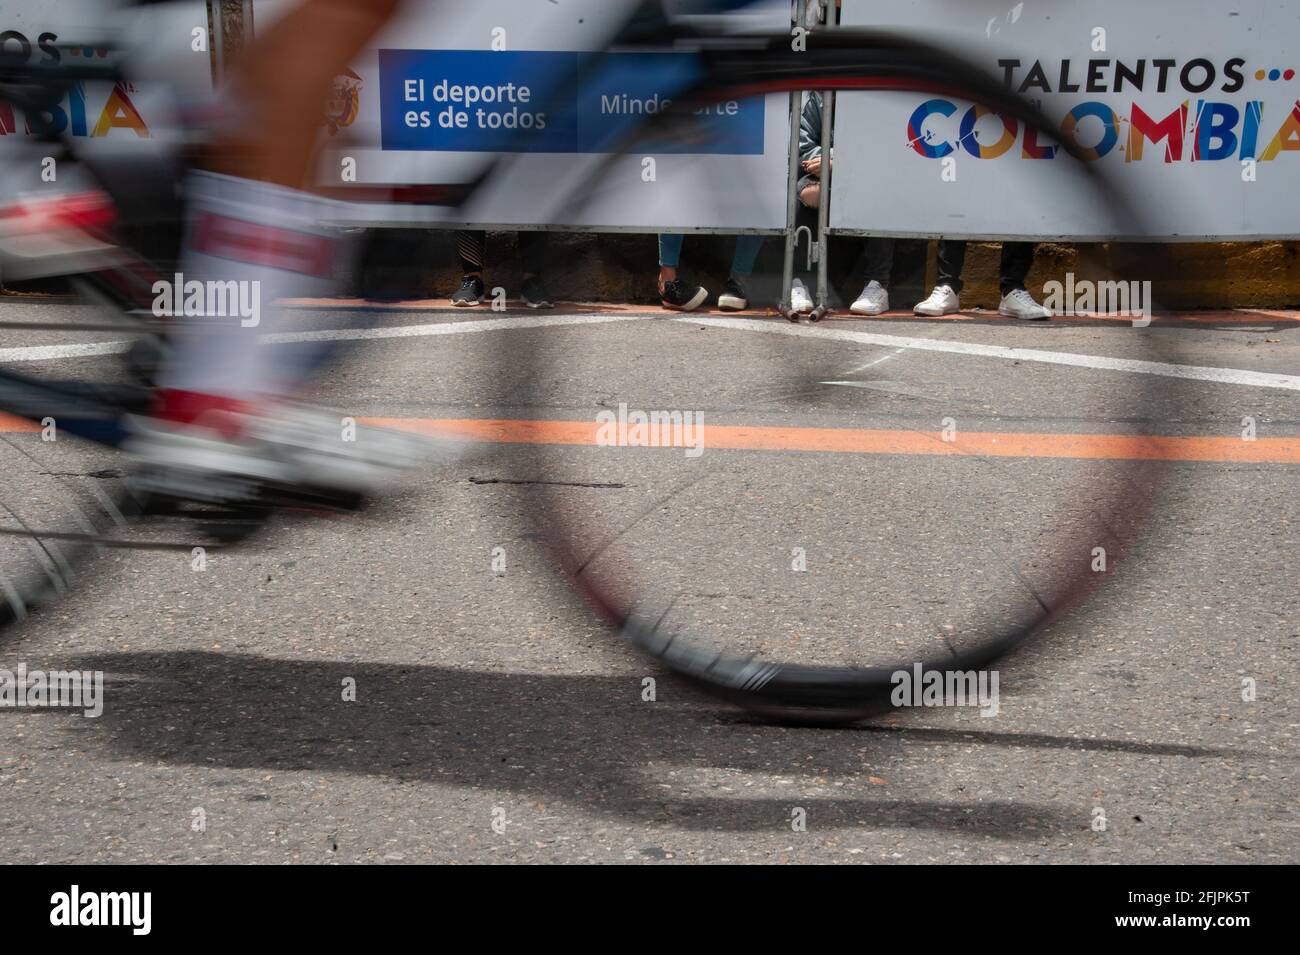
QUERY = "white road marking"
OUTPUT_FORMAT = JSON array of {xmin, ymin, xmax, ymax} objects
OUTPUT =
[
  {"xmin": 0, "ymin": 340, "xmax": 130, "ymax": 362},
  {"xmin": 259, "ymin": 311, "xmax": 647, "ymax": 345},
  {"xmin": 0, "ymin": 312, "xmax": 645, "ymax": 363},
  {"xmin": 677, "ymin": 316, "xmax": 1300, "ymax": 393},
  {"xmin": 847, "ymin": 345, "xmax": 909, "ymax": 373},
  {"xmin": 5, "ymin": 310, "xmax": 1295, "ymax": 395},
  {"xmin": 819, "ymin": 379, "xmax": 931, "ymax": 398}
]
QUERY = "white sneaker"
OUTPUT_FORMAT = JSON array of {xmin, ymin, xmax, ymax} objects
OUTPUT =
[
  {"xmin": 913, "ymin": 284, "xmax": 959, "ymax": 316},
  {"xmin": 850, "ymin": 280, "xmax": 889, "ymax": 316},
  {"xmin": 790, "ymin": 278, "xmax": 814, "ymax": 314},
  {"xmin": 998, "ymin": 288, "xmax": 1052, "ymax": 321}
]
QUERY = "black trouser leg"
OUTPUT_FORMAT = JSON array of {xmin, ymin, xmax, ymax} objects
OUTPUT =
[
  {"xmin": 935, "ymin": 239, "xmax": 966, "ymax": 293},
  {"xmin": 998, "ymin": 241, "xmax": 1036, "ymax": 296},
  {"xmin": 517, "ymin": 230, "xmax": 549, "ymax": 277},
  {"xmin": 862, "ymin": 237, "xmax": 895, "ymax": 285}
]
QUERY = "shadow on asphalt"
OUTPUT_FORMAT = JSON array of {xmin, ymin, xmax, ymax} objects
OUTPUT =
[{"xmin": 12, "ymin": 650, "xmax": 1243, "ymax": 838}]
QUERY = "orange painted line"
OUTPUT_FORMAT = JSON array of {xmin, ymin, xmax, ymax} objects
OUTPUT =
[
  {"xmin": 1, "ymin": 409, "xmax": 1291, "ymax": 463},
  {"xmin": 364, "ymin": 418, "xmax": 1300, "ymax": 465},
  {"xmin": 0, "ymin": 412, "xmax": 40, "ymax": 433}
]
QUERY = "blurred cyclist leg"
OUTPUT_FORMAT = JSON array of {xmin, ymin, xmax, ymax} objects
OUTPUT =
[{"xmin": 128, "ymin": 0, "xmax": 429, "ymax": 500}]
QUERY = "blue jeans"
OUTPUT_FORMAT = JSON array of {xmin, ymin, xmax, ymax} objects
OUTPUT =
[{"xmin": 658, "ymin": 233, "xmax": 764, "ymax": 277}]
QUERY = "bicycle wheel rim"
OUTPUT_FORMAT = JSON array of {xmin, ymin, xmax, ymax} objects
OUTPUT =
[{"xmin": 501, "ymin": 29, "xmax": 1174, "ymax": 722}]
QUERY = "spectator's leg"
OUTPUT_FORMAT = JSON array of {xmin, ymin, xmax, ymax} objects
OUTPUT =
[
  {"xmin": 457, "ymin": 229, "xmax": 486, "ymax": 278},
  {"xmin": 863, "ymin": 237, "xmax": 895, "ymax": 285},
  {"xmin": 516, "ymin": 231, "xmax": 554, "ymax": 308},
  {"xmin": 847, "ymin": 236, "xmax": 893, "ymax": 315},
  {"xmin": 998, "ymin": 241, "xmax": 1036, "ymax": 296},
  {"xmin": 518, "ymin": 230, "xmax": 548, "ymax": 279},
  {"xmin": 731, "ymin": 235, "xmax": 764, "ymax": 278},
  {"xmin": 451, "ymin": 229, "xmax": 487, "ymax": 305},
  {"xmin": 657, "ymin": 233, "xmax": 707, "ymax": 311},
  {"xmin": 995, "ymin": 241, "xmax": 1050, "ymax": 319},
  {"xmin": 935, "ymin": 239, "xmax": 967, "ymax": 293},
  {"xmin": 718, "ymin": 235, "xmax": 764, "ymax": 311},
  {"xmin": 658, "ymin": 233, "xmax": 685, "ymax": 287},
  {"xmin": 915, "ymin": 238, "xmax": 964, "ymax": 315}
]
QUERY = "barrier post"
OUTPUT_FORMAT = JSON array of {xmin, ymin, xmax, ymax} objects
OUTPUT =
[
  {"xmin": 205, "ymin": 0, "xmax": 223, "ymax": 84},
  {"xmin": 815, "ymin": 89, "xmax": 833, "ymax": 310},
  {"xmin": 207, "ymin": 0, "xmax": 256, "ymax": 83},
  {"xmin": 238, "ymin": 0, "xmax": 254, "ymax": 43},
  {"xmin": 780, "ymin": 0, "xmax": 814, "ymax": 314},
  {"xmin": 780, "ymin": 87, "xmax": 802, "ymax": 314},
  {"xmin": 812, "ymin": 0, "xmax": 838, "ymax": 314}
]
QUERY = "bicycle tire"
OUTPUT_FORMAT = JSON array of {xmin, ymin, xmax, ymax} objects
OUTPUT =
[{"xmin": 506, "ymin": 28, "xmax": 1172, "ymax": 722}]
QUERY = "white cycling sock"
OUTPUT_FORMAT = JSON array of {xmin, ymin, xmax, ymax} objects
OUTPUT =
[{"xmin": 159, "ymin": 171, "xmax": 344, "ymax": 402}]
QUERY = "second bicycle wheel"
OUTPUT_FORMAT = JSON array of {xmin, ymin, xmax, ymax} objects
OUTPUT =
[{"xmin": 498, "ymin": 29, "xmax": 1175, "ymax": 721}]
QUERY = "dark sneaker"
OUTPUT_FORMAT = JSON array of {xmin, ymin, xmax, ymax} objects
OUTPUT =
[
  {"xmin": 660, "ymin": 278, "xmax": 708, "ymax": 312},
  {"xmin": 718, "ymin": 276, "xmax": 748, "ymax": 311},
  {"xmin": 521, "ymin": 275, "xmax": 553, "ymax": 309},
  {"xmin": 451, "ymin": 275, "xmax": 485, "ymax": 306}
]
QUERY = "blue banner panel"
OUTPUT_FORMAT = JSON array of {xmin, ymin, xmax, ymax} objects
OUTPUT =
[{"xmin": 378, "ymin": 49, "xmax": 763, "ymax": 155}]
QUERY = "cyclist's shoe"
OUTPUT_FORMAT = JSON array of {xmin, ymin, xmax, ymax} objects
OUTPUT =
[
  {"xmin": 660, "ymin": 278, "xmax": 708, "ymax": 312},
  {"xmin": 253, "ymin": 400, "xmax": 431, "ymax": 493},
  {"xmin": 124, "ymin": 390, "xmax": 432, "ymax": 506},
  {"xmin": 717, "ymin": 276, "xmax": 748, "ymax": 311},
  {"xmin": 123, "ymin": 392, "xmax": 288, "ymax": 506},
  {"xmin": 521, "ymin": 275, "xmax": 553, "ymax": 309},
  {"xmin": 451, "ymin": 275, "xmax": 485, "ymax": 306}
]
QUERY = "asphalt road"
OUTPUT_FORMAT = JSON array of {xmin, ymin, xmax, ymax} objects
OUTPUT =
[{"xmin": 1, "ymin": 298, "xmax": 1296, "ymax": 863}]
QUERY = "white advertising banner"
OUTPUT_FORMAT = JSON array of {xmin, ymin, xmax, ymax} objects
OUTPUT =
[
  {"xmin": 0, "ymin": 0, "xmax": 213, "ymax": 136},
  {"xmin": 249, "ymin": 0, "xmax": 795, "ymax": 232},
  {"xmin": 830, "ymin": 0, "xmax": 1300, "ymax": 240},
  {"xmin": 0, "ymin": 0, "xmax": 214, "ymax": 192}
]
